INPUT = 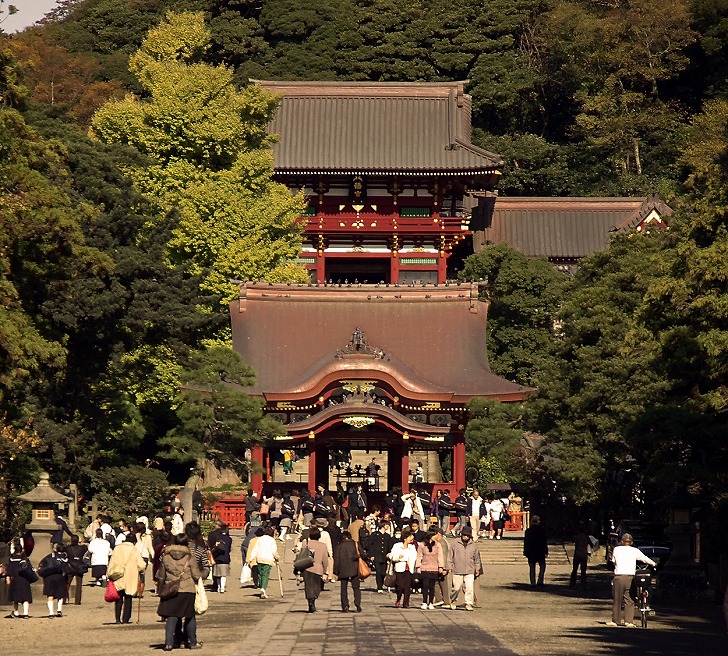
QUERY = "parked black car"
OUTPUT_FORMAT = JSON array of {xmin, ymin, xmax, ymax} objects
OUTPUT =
[{"xmin": 606, "ymin": 520, "xmax": 672, "ymax": 568}]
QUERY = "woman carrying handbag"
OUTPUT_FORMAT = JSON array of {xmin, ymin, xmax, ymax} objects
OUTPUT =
[{"xmin": 157, "ymin": 534, "xmax": 204, "ymax": 651}]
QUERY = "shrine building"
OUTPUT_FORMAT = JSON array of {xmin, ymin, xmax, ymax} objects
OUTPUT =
[
  {"xmin": 231, "ymin": 81, "xmax": 529, "ymax": 498},
  {"xmin": 254, "ymin": 80, "xmax": 502, "ymax": 284},
  {"xmin": 230, "ymin": 283, "xmax": 531, "ymax": 497}
]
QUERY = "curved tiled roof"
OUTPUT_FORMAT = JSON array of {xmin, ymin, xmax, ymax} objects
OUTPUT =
[
  {"xmin": 482, "ymin": 196, "xmax": 672, "ymax": 260},
  {"xmin": 229, "ymin": 283, "xmax": 531, "ymax": 401},
  {"xmin": 253, "ymin": 80, "xmax": 504, "ymax": 174}
]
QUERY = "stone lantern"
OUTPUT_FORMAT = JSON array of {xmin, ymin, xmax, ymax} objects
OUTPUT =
[{"xmin": 17, "ymin": 472, "xmax": 71, "ymax": 566}]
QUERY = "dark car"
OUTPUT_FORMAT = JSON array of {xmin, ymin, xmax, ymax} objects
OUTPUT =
[{"xmin": 606, "ymin": 520, "xmax": 671, "ymax": 568}]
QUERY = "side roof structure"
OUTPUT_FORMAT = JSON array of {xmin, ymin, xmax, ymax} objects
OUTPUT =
[
  {"xmin": 253, "ymin": 80, "xmax": 504, "ymax": 175},
  {"xmin": 479, "ymin": 196, "xmax": 672, "ymax": 261},
  {"xmin": 229, "ymin": 283, "xmax": 530, "ymax": 403}
]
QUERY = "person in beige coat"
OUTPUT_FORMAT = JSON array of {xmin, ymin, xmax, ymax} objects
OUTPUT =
[
  {"xmin": 107, "ymin": 532, "xmax": 146, "ymax": 624},
  {"xmin": 157, "ymin": 535, "xmax": 204, "ymax": 651}
]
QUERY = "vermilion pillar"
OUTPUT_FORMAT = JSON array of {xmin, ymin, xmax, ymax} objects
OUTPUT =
[
  {"xmin": 401, "ymin": 433, "xmax": 410, "ymax": 493},
  {"xmin": 251, "ymin": 445, "xmax": 264, "ymax": 496},
  {"xmin": 308, "ymin": 433, "xmax": 317, "ymax": 495},
  {"xmin": 453, "ymin": 434, "xmax": 466, "ymax": 492}
]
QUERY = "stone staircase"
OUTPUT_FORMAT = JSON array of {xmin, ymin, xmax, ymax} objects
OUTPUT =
[{"xmin": 477, "ymin": 532, "xmax": 572, "ymax": 566}]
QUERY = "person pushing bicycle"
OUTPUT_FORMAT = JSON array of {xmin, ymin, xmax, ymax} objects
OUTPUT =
[{"xmin": 608, "ymin": 533, "xmax": 656, "ymax": 627}]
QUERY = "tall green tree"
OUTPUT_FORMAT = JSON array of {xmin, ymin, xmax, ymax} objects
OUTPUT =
[
  {"xmin": 528, "ymin": 234, "xmax": 670, "ymax": 508},
  {"xmin": 91, "ymin": 11, "xmax": 307, "ymax": 303},
  {"xmin": 460, "ymin": 243, "xmax": 566, "ymax": 388},
  {"xmin": 159, "ymin": 346, "xmax": 282, "ymax": 476}
]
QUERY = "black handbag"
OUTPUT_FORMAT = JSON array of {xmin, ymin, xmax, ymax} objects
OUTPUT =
[
  {"xmin": 18, "ymin": 560, "xmax": 39, "ymax": 583},
  {"xmin": 293, "ymin": 545, "xmax": 314, "ymax": 571}
]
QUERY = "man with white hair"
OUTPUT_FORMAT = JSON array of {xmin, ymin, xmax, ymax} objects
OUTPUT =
[{"xmin": 608, "ymin": 532, "xmax": 656, "ymax": 627}]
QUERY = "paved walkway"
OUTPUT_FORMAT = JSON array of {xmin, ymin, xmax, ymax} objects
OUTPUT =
[
  {"xmin": 232, "ymin": 583, "xmax": 515, "ymax": 656},
  {"xmin": 2, "ymin": 532, "xmax": 725, "ymax": 654}
]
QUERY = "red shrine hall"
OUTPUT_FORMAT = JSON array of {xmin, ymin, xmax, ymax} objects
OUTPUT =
[
  {"xmin": 230, "ymin": 81, "xmax": 529, "ymax": 500},
  {"xmin": 255, "ymin": 80, "xmax": 503, "ymax": 285}
]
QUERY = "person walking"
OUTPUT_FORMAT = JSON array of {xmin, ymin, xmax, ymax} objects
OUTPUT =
[
  {"xmin": 300, "ymin": 526, "xmax": 329, "ymax": 613},
  {"xmin": 488, "ymin": 497, "xmax": 506, "ymax": 540},
  {"xmin": 5, "ymin": 540, "xmax": 33, "ymax": 619},
  {"xmin": 388, "ymin": 527, "xmax": 417, "ymax": 609},
  {"xmin": 87, "ymin": 528, "xmax": 112, "ymax": 586},
  {"xmin": 333, "ymin": 530, "xmax": 362, "ymax": 612},
  {"xmin": 432, "ymin": 528, "xmax": 451, "ymax": 607},
  {"xmin": 523, "ymin": 515, "xmax": 549, "ymax": 587},
  {"xmin": 64, "ymin": 534, "xmax": 88, "ymax": 605},
  {"xmin": 278, "ymin": 492, "xmax": 296, "ymax": 541},
  {"xmin": 467, "ymin": 490, "xmax": 487, "ymax": 542},
  {"xmin": 437, "ymin": 489, "xmax": 453, "ymax": 533},
  {"xmin": 570, "ymin": 526, "xmax": 594, "ymax": 589},
  {"xmin": 107, "ymin": 532, "xmax": 146, "ymax": 624},
  {"xmin": 447, "ymin": 526, "xmax": 481, "ymax": 611},
  {"xmin": 608, "ymin": 533, "xmax": 656, "ymax": 627},
  {"xmin": 369, "ymin": 521, "xmax": 394, "ymax": 593},
  {"xmin": 38, "ymin": 543, "xmax": 70, "ymax": 618},
  {"xmin": 247, "ymin": 526, "xmax": 279, "ymax": 599},
  {"xmin": 452, "ymin": 489, "xmax": 469, "ymax": 537},
  {"xmin": 208, "ymin": 520, "xmax": 232, "ymax": 593},
  {"xmin": 415, "ymin": 530, "xmax": 443, "ymax": 610},
  {"xmin": 157, "ymin": 534, "xmax": 204, "ymax": 651}
]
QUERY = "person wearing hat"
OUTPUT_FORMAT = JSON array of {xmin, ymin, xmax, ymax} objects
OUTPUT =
[
  {"xmin": 447, "ymin": 525, "xmax": 481, "ymax": 611},
  {"xmin": 608, "ymin": 533, "xmax": 656, "ymax": 627}
]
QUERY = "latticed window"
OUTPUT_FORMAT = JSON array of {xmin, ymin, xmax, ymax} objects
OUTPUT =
[
  {"xmin": 400, "ymin": 258, "xmax": 437, "ymax": 266},
  {"xmin": 399, "ymin": 206, "xmax": 432, "ymax": 218}
]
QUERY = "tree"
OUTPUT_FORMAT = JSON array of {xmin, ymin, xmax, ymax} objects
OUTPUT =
[
  {"xmin": 159, "ymin": 346, "xmax": 283, "ymax": 477},
  {"xmin": 8, "ymin": 30, "xmax": 126, "ymax": 125},
  {"xmin": 91, "ymin": 11, "xmax": 307, "ymax": 303},
  {"xmin": 544, "ymin": 0, "xmax": 696, "ymax": 179},
  {"xmin": 88, "ymin": 464, "xmax": 169, "ymax": 519},
  {"xmin": 459, "ymin": 243, "xmax": 566, "ymax": 388},
  {"xmin": 528, "ymin": 233, "xmax": 670, "ymax": 508}
]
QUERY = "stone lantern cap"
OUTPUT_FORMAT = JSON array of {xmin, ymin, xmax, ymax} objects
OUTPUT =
[{"xmin": 17, "ymin": 472, "xmax": 70, "ymax": 504}]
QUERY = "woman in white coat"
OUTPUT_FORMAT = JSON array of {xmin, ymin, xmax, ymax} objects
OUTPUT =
[{"xmin": 388, "ymin": 528, "xmax": 417, "ymax": 608}]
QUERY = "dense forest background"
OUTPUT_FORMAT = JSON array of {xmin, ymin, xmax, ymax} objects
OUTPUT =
[{"xmin": 1, "ymin": 0, "xmax": 728, "ymax": 556}]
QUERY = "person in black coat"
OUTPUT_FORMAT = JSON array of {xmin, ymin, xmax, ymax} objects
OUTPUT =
[
  {"xmin": 347, "ymin": 485, "xmax": 368, "ymax": 521},
  {"xmin": 523, "ymin": 515, "xmax": 549, "ymax": 587},
  {"xmin": 6, "ymin": 540, "xmax": 33, "ymax": 618},
  {"xmin": 333, "ymin": 531, "xmax": 362, "ymax": 612},
  {"xmin": 38, "ymin": 542, "xmax": 70, "ymax": 617},
  {"xmin": 208, "ymin": 520, "xmax": 232, "ymax": 593},
  {"xmin": 368, "ymin": 522, "xmax": 394, "ymax": 592},
  {"xmin": 51, "ymin": 516, "xmax": 75, "ymax": 546},
  {"xmin": 64, "ymin": 534, "xmax": 89, "ymax": 605}
]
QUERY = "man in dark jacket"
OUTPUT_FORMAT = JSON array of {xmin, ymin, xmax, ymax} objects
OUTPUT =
[
  {"xmin": 368, "ymin": 522, "xmax": 394, "ymax": 593},
  {"xmin": 347, "ymin": 485, "xmax": 368, "ymax": 521},
  {"xmin": 438, "ymin": 489, "xmax": 453, "ymax": 533},
  {"xmin": 452, "ymin": 489, "xmax": 469, "ymax": 536},
  {"xmin": 523, "ymin": 515, "xmax": 549, "ymax": 587},
  {"xmin": 313, "ymin": 492, "xmax": 332, "ymax": 522}
]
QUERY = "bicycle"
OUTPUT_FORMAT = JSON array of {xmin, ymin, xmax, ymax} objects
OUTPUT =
[{"xmin": 633, "ymin": 566, "xmax": 655, "ymax": 628}]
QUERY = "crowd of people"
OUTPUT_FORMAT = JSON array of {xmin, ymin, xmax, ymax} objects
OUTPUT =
[
  {"xmin": 236, "ymin": 484, "xmax": 492, "ymax": 613},
  {"xmin": 2, "ymin": 510, "xmax": 233, "ymax": 650}
]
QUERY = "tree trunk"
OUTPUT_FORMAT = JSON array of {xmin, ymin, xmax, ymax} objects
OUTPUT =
[{"xmin": 633, "ymin": 138, "xmax": 642, "ymax": 175}]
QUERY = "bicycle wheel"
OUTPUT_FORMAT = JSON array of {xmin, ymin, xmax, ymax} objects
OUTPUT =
[{"xmin": 641, "ymin": 608, "xmax": 647, "ymax": 628}]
